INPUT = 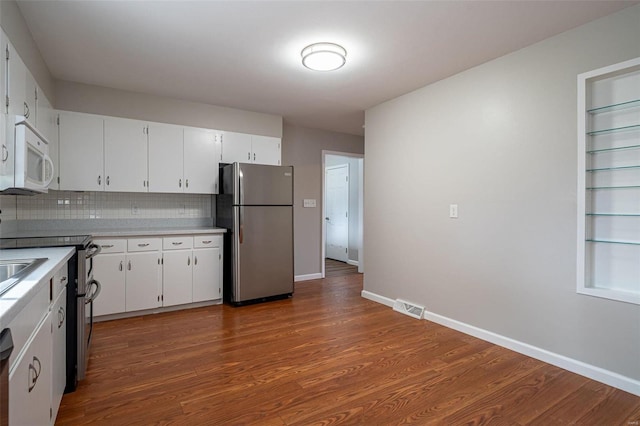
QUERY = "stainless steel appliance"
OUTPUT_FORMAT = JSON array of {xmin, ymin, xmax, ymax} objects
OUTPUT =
[
  {"xmin": 0, "ymin": 235, "xmax": 101, "ymax": 391},
  {"xmin": 0, "ymin": 115, "xmax": 54, "ymax": 195},
  {"xmin": 217, "ymin": 163, "xmax": 294, "ymax": 305}
]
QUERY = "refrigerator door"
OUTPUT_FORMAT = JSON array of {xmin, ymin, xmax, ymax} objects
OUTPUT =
[
  {"xmin": 232, "ymin": 205, "xmax": 293, "ymax": 302},
  {"xmin": 237, "ymin": 163, "xmax": 293, "ymax": 206}
]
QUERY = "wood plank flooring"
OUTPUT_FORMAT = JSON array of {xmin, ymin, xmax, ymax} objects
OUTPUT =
[
  {"xmin": 325, "ymin": 259, "xmax": 359, "ymax": 278},
  {"xmin": 56, "ymin": 271, "xmax": 640, "ymax": 425}
]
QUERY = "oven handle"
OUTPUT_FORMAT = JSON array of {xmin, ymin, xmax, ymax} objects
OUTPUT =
[
  {"xmin": 85, "ymin": 243, "xmax": 102, "ymax": 259},
  {"xmin": 85, "ymin": 279, "xmax": 101, "ymax": 304}
]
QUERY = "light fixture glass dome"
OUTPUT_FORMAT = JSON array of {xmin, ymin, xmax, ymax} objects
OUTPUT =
[{"xmin": 301, "ymin": 42, "xmax": 346, "ymax": 71}]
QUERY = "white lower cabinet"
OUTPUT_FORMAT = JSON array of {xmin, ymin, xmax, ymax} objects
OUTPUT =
[
  {"xmin": 51, "ymin": 288, "xmax": 67, "ymax": 421},
  {"xmin": 9, "ymin": 311, "xmax": 53, "ymax": 426},
  {"xmin": 93, "ymin": 234, "xmax": 222, "ymax": 317}
]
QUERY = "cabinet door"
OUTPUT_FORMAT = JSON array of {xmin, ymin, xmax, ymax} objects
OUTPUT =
[
  {"xmin": 251, "ymin": 135, "xmax": 281, "ymax": 165},
  {"xmin": 184, "ymin": 127, "xmax": 219, "ymax": 194},
  {"xmin": 104, "ymin": 117, "xmax": 148, "ymax": 192},
  {"xmin": 9, "ymin": 312, "xmax": 53, "ymax": 426},
  {"xmin": 125, "ymin": 252, "xmax": 162, "ymax": 312},
  {"xmin": 221, "ymin": 131, "xmax": 252, "ymax": 164},
  {"xmin": 193, "ymin": 247, "xmax": 222, "ymax": 302},
  {"xmin": 93, "ymin": 253, "xmax": 126, "ymax": 316},
  {"xmin": 25, "ymin": 72, "xmax": 37, "ymax": 123},
  {"xmin": 58, "ymin": 112, "xmax": 104, "ymax": 191},
  {"xmin": 148, "ymin": 123, "xmax": 184, "ymax": 193},
  {"xmin": 162, "ymin": 250, "xmax": 193, "ymax": 306},
  {"xmin": 6, "ymin": 41, "xmax": 27, "ymax": 117},
  {"xmin": 51, "ymin": 288, "xmax": 67, "ymax": 421}
]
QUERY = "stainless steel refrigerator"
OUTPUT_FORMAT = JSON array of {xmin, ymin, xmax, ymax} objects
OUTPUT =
[{"xmin": 217, "ymin": 163, "xmax": 294, "ymax": 305}]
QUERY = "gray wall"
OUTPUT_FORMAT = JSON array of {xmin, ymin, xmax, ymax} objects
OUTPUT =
[
  {"xmin": 0, "ymin": 0, "xmax": 55, "ymax": 103},
  {"xmin": 282, "ymin": 123, "xmax": 364, "ymax": 277},
  {"xmin": 364, "ymin": 6, "xmax": 640, "ymax": 381},
  {"xmin": 55, "ymin": 81, "xmax": 282, "ymax": 138}
]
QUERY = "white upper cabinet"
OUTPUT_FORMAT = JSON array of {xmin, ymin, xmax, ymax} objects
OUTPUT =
[
  {"xmin": 148, "ymin": 122, "xmax": 184, "ymax": 193},
  {"xmin": 251, "ymin": 135, "xmax": 281, "ymax": 165},
  {"xmin": 184, "ymin": 126, "xmax": 221, "ymax": 194},
  {"xmin": 5, "ymin": 39, "xmax": 28, "ymax": 117},
  {"xmin": 221, "ymin": 131, "xmax": 281, "ymax": 165},
  {"xmin": 104, "ymin": 117, "xmax": 149, "ymax": 192},
  {"xmin": 58, "ymin": 111, "xmax": 105, "ymax": 191},
  {"xmin": 221, "ymin": 131, "xmax": 252, "ymax": 163}
]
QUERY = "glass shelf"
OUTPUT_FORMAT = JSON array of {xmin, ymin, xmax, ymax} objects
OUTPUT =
[
  {"xmin": 586, "ymin": 239, "xmax": 640, "ymax": 246},
  {"xmin": 586, "ymin": 185, "xmax": 640, "ymax": 190},
  {"xmin": 586, "ymin": 124, "xmax": 640, "ymax": 136},
  {"xmin": 586, "ymin": 165, "xmax": 640, "ymax": 172},
  {"xmin": 587, "ymin": 99, "xmax": 640, "ymax": 114},
  {"xmin": 586, "ymin": 213, "xmax": 640, "ymax": 217},
  {"xmin": 587, "ymin": 144, "xmax": 640, "ymax": 154}
]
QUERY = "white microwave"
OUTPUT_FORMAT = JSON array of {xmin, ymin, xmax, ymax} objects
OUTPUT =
[{"xmin": 0, "ymin": 115, "xmax": 54, "ymax": 195}]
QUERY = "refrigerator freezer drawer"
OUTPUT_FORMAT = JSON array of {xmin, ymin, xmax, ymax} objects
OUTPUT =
[{"xmin": 232, "ymin": 205, "xmax": 293, "ymax": 302}]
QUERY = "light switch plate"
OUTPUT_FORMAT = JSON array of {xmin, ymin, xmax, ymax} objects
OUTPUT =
[
  {"xmin": 449, "ymin": 204, "xmax": 458, "ymax": 218},
  {"xmin": 303, "ymin": 199, "xmax": 317, "ymax": 208}
]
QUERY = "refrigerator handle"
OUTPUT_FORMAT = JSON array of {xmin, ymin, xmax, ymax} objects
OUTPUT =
[{"xmin": 239, "ymin": 205, "xmax": 243, "ymax": 244}]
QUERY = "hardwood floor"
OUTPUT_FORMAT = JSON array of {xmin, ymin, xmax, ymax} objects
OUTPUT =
[
  {"xmin": 57, "ymin": 271, "xmax": 640, "ymax": 425},
  {"xmin": 325, "ymin": 258, "xmax": 359, "ymax": 278}
]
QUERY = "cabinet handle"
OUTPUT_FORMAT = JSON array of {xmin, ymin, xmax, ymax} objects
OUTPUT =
[
  {"xmin": 119, "ymin": 261, "xmax": 123, "ymax": 271},
  {"xmin": 138, "ymin": 243, "xmax": 149, "ymax": 247},
  {"xmin": 143, "ymin": 180, "xmax": 146, "ymax": 187},
  {"xmin": 28, "ymin": 356, "xmax": 41, "ymax": 392},
  {"xmin": 186, "ymin": 179, "xmax": 189, "ymax": 188},
  {"xmin": 187, "ymin": 256, "xmax": 191, "ymax": 266},
  {"xmin": 60, "ymin": 276, "xmax": 67, "ymax": 283},
  {"xmin": 194, "ymin": 256, "xmax": 198, "ymax": 265},
  {"xmin": 247, "ymin": 152, "xmax": 250, "ymax": 160},
  {"xmin": 98, "ymin": 175, "xmax": 102, "ymax": 185},
  {"xmin": 106, "ymin": 176, "xmax": 110, "ymax": 186},
  {"xmin": 1, "ymin": 144, "xmax": 7, "ymax": 162},
  {"xmin": 128, "ymin": 260, "xmax": 131, "ymax": 271},
  {"xmin": 253, "ymin": 153, "xmax": 256, "ymax": 161},
  {"xmin": 101, "ymin": 244, "xmax": 114, "ymax": 249},
  {"xmin": 179, "ymin": 179, "xmax": 182, "ymax": 188},
  {"xmin": 24, "ymin": 102, "xmax": 30, "ymax": 118},
  {"xmin": 201, "ymin": 240, "xmax": 212, "ymax": 244},
  {"xmin": 58, "ymin": 306, "xmax": 65, "ymax": 328},
  {"xmin": 172, "ymin": 242, "xmax": 183, "ymax": 246}
]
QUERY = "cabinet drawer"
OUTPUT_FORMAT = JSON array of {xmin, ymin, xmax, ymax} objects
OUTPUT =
[
  {"xmin": 128, "ymin": 238, "xmax": 161, "ymax": 252},
  {"xmin": 52, "ymin": 265, "xmax": 69, "ymax": 299},
  {"xmin": 194, "ymin": 235, "xmax": 222, "ymax": 248},
  {"xmin": 163, "ymin": 236, "xmax": 193, "ymax": 250},
  {"xmin": 6, "ymin": 284, "xmax": 49, "ymax": 371},
  {"xmin": 96, "ymin": 239, "xmax": 126, "ymax": 253}
]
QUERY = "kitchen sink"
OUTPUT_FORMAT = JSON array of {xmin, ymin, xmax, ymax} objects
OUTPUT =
[{"xmin": 0, "ymin": 258, "xmax": 48, "ymax": 297}]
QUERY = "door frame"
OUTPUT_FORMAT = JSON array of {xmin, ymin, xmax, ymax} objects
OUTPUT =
[{"xmin": 321, "ymin": 150, "xmax": 364, "ymax": 278}]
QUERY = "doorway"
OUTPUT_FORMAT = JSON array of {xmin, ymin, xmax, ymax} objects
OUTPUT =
[{"xmin": 322, "ymin": 151, "xmax": 364, "ymax": 278}]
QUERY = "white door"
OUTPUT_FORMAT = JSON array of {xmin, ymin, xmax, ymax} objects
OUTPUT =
[
  {"xmin": 184, "ymin": 127, "xmax": 219, "ymax": 193},
  {"xmin": 104, "ymin": 117, "xmax": 148, "ymax": 192},
  {"xmin": 251, "ymin": 135, "xmax": 281, "ymax": 165},
  {"xmin": 162, "ymin": 250, "xmax": 193, "ymax": 306},
  {"xmin": 125, "ymin": 252, "xmax": 161, "ymax": 312},
  {"xmin": 6, "ymin": 41, "xmax": 27, "ymax": 117},
  {"xmin": 325, "ymin": 164, "xmax": 349, "ymax": 262},
  {"xmin": 193, "ymin": 247, "xmax": 221, "ymax": 302},
  {"xmin": 51, "ymin": 288, "xmax": 67, "ymax": 420},
  {"xmin": 148, "ymin": 123, "xmax": 184, "ymax": 193},
  {"xmin": 37, "ymin": 93, "xmax": 59, "ymax": 190},
  {"xmin": 93, "ymin": 253, "xmax": 126, "ymax": 316},
  {"xmin": 221, "ymin": 131, "xmax": 252, "ymax": 163},
  {"xmin": 58, "ymin": 112, "xmax": 104, "ymax": 191}
]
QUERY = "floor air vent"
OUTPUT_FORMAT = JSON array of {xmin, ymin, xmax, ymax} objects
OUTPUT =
[{"xmin": 393, "ymin": 299, "xmax": 424, "ymax": 319}]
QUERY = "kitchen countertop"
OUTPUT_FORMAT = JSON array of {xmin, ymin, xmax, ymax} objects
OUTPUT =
[
  {"xmin": 0, "ymin": 247, "xmax": 75, "ymax": 329},
  {"xmin": 1, "ymin": 227, "xmax": 226, "ymax": 239}
]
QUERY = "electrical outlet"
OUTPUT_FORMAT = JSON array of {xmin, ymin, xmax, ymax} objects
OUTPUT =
[
  {"xmin": 449, "ymin": 204, "xmax": 458, "ymax": 219},
  {"xmin": 303, "ymin": 199, "xmax": 316, "ymax": 208},
  {"xmin": 179, "ymin": 204, "xmax": 186, "ymax": 215},
  {"xmin": 131, "ymin": 204, "xmax": 139, "ymax": 215}
]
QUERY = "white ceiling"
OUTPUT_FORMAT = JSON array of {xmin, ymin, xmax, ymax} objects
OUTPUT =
[{"xmin": 17, "ymin": 0, "xmax": 637, "ymax": 136}]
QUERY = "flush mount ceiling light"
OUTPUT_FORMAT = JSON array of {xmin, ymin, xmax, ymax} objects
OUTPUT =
[{"xmin": 301, "ymin": 42, "xmax": 347, "ymax": 71}]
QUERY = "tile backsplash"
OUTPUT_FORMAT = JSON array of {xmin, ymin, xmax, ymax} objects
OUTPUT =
[{"xmin": 2, "ymin": 190, "xmax": 211, "ymax": 221}]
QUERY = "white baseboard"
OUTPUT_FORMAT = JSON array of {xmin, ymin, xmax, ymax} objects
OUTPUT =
[
  {"xmin": 347, "ymin": 259, "xmax": 359, "ymax": 267},
  {"xmin": 361, "ymin": 290, "xmax": 640, "ymax": 397},
  {"xmin": 295, "ymin": 273, "xmax": 323, "ymax": 282}
]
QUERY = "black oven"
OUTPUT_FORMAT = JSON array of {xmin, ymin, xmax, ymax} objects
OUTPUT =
[{"xmin": 0, "ymin": 235, "xmax": 100, "ymax": 393}]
